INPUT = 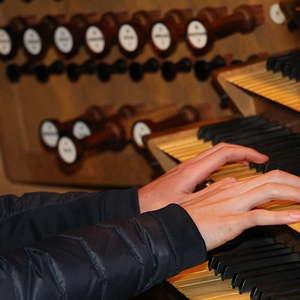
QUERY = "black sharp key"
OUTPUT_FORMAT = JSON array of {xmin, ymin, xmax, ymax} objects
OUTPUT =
[
  {"xmin": 266, "ymin": 50, "xmax": 300, "ymax": 71},
  {"xmin": 233, "ymin": 261, "xmax": 300, "ymax": 289},
  {"xmin": 286, "ymin": 62, "xmax": 300, "ymax": 79},
  {"xmin": 209, "ymin": 119, "xmax": 272, "ymax": 143},
  {"xmin": 295, "ymin": 69, "xmax": 300, "ymax": 82},
  {"xmin": 223, "ymin": 128, "xmax": 290, "ymax": 147},
  {"xmin": 209, "ymin": 237, "xmax": 277, "ymax": 270},
  {"xmin": 212, "ymin": 123, "xmax": 283, "ymax": 145},
  {"xmin": 291, "ymin": 65, "xmax": 300, "ymax": 80},
  {"xmin": 215, "ymin": 248, "xmax": 292, "ymax": 276},
  {"xmin": 252, "ymin": 276, "xmax": 300, "ymax": 300},
  {"xmin": 262, "ymin": 154, "xmax": 300, "ymax": 170},
  {"xmin": 197, "ymin": 116, "xmax": 263, "ymax": 140},
  {"xmin": 264, "ymin": 161, "xmax": 300, "ymax": 174},
  {"xmin": 267, "ymin": 50, "xmax": 300, "ymax": 72},
  {"xmin": 210, "ymin": 243, "xmax": 285, "ymax": 271},
  {"xmin": 282, "ymin": 58, "xmax": 300, "ymax": 77},
  {"xmin": 253, "ymin": 137, "xmax": 300, "ymax": 156},
  {"xmin": 271, "ymin": 290, "xmax": 300, "ymax": 300},
  {"xmin": 222, "ymin": 252, "xmax": 299, "ymax": 279},
  {"xmin": 239, "ymin": 267, "xmax": 300, "ymax": 293}
]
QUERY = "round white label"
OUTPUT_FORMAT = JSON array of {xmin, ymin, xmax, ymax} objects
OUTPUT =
[
  {"xmin": 40, "ymin": 121, "xmax": 59, "ymax": 148},
  {"xmin": 118, "ymin": 24, "xmax": 138, "ymax": 52},
  {"xmin": 151, "ymin": 22, "xmax": 171, "ymax": 51},
  {"xmin": 72, "ymin": 121, "xmax": 92, "ymax": 140},
  {"xmin": 0, "ymin": 29, "xmax": 12, "ymax": 55},
  {"xmin": 187, "ymin": 20, "xmax": 208, "ymax": 49},
  {"xmin": 269, "ymin": 3, "xmax": 286, "ymax": 24},
  {"xmin": 54, "ymin": 26, "xmax": 74, "ymax": 54},
  {"xmin": 85, "ymin": 25, "xmax": 105, "ymax": 54},
  {"xmin": 23, "ymin": 28, "xmax": 42, "ymax": 55},
  {"xmin": 132, "ymin": 121, "xmax": 152, "ymax": 147},
  {"xmin": 57, "ymin": 136, "xmax": 77, "ymax": 164}
]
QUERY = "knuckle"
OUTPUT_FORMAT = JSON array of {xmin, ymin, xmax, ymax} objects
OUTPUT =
[
  {"xmin": 267, "ymin": 170, "xmax": 285, "ymax": 180},
  {"xmin": 216, "ymin": 142, "xmax": 230, "ymax": 149},
  {"xmin": 248, "ymin": 210, "xmax": 263, "ymax": 226},
  {"xmin": 260, "ymin": 182, "xmax": 278, "ymax": 196}
]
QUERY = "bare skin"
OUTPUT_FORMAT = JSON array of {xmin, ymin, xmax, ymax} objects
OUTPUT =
[{"xmin": 139, "ymin": 143, "xmax": 300, "ymax": 251}]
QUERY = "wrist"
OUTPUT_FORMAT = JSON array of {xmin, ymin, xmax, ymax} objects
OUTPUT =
[{"xmin": 138, "ymin": 186, "xmax": 153, "ymax": 213}]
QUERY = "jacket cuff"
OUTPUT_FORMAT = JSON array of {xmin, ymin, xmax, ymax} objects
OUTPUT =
[
  {"xmin": 99, "ymin": 187, "xmax": 140, "ymax": 222},
  {"xmin": 150, "ymin": 204, "xmax": 207, "ymax": 272}
]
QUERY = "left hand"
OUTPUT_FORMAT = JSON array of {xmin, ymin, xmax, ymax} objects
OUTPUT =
[
  {"xmin": 138, "ymin": 143, "xmax": 268, "ymax": 212},
  {"xmin": 183, "ymin": 170, "xmax": 300, "ymax": 250}
]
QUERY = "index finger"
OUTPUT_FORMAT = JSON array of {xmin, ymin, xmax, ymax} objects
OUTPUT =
[{"xmin": 182, "ymin": 144, "xmax": 268, "ymax": 186}]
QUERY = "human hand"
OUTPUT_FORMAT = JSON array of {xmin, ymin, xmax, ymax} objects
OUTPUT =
[
  {"xmin": 138, "ymin": 143, "xmax": 268, "ymax": 213},
  {"xmin": 182, "ymin": 170, "xmax": 300, "ymax": 251}
]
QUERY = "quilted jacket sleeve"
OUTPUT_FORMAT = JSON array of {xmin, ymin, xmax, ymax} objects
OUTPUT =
[
  {"xmin": 0, "ymin": 204, "xmax": 207, "ymax": 300},
  {"xmin": 0, "ymin": 188, "xmax": 140, "ymax": 252}
]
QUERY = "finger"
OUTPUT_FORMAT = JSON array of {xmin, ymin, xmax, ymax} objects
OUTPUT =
[
  {"xmin": 232, "ymin": 183, "xmax": 300, "ymax": 212},
  {"xmin": 179, "ymin": 145, "xmax": 268, "ymax": 192},
  {"xmin": 241, "ymin": 170, "xmax": 300, "ymax": 190},
  {"xmin": 182, "ymin": 142, "xmax": 268, "ymax": 166},
  {"xmin": 194, "ymin": 170, "xmax": 300, "ymax": 205},
  {"xmin": 244, "ymin": 209, "xmax": 300, "ymax": 229}
]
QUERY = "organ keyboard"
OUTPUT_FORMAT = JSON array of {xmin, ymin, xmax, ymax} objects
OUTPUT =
[{"xmin": 140, "ymin": 50, "xmax": 300, "ymax": 300}]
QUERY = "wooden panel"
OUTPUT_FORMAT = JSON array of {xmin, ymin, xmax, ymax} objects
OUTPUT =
[{"xmin": 0, "ymin": 0, "xmax": 299, "ymax": 187}]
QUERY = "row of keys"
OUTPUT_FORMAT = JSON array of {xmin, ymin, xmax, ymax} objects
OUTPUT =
[
  {"xmin": 0, "ymin": 5, "xmax": 265, "ymax": 60},
  {"xmin": 209, "ymin": 227, "xmax": 300, "ymax": 300},
  {"xmin": 6, "ymin": 55, "xmax": 231, "ymax": 83},
  {"xmin": 39, "ymin": 104, "xmax": 201, "ymax": 164},
  {"xmin": 267, "ymin": 49, "xmax": 300, "ymax": 81},
  {"xmin": 198, "ymin": 116, "xmax": 300, "ymax": 176}
]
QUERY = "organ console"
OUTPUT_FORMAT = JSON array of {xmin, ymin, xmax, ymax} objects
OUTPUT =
[
  {"xmin": 39, "ymin": 105, "xmax": 107, "ymax": 149},
  {"xmin": 150, "ymin": 9, "xmax": 193, "ymax": 57},
  {"xmin": 22, "ymin": 15, "xmax": 60, "ymax": 60},
  {"xmin": 185, "ymin": 5, "xmax": 265, "ymax": 55},
  {"xmin": 3, "ymin": 1, "xmax": 300, "ymax": 297},
  {"xmin": 0, "ymin": 16, "xmax": 29, "ymax": 60},
  {"xmin": 129, "ymin": 57, "xmax": 160, "ymax": 82},
  {"xmin": 118, "ymin": 10, "xmax": 160, "ymax": 57},
  {"xmin": 84, "ymin": 12, "xmax": 128, "ymax": 58},
  {"xmin": 133, "ymin": 107, "xmax": 300, "ymax": 299},
  {"xmin": 136, "ymin": 50, "xmax": 300, "ymax": 299}
]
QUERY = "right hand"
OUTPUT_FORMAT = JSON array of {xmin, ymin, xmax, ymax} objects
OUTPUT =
[
  {"xmin": 139, "ymin": 143, "xmax": 268, "ymax": 213},
  {"xmin": 182, "ymin": 170, "xmax": 300, "ymax": 251}
]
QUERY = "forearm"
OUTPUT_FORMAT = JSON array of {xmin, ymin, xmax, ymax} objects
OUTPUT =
[
  {"xmin": 0, "ymin": 204, "xmax": 206, "ymax": 300},
  {"xmin": 0, "ymin": 188, "xmax": 140, "ymax": 251}
]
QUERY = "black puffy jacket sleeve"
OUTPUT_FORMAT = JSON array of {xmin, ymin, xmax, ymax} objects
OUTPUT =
[
  {"xmin": 0, "ymin": 189, "xmax": 207, "ymax": 299},
  {"xmin": 0, "ymin": 188, "xmax": 140, "ymax": 251},
  {"xmin": 0, "ymin": 204, "xmax": 206, "ymax": 300}
]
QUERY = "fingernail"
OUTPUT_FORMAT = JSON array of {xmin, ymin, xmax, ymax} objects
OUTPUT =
[{"xmin": 289, "ymin": 212, "xmax": 300, "ymax": 220}]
